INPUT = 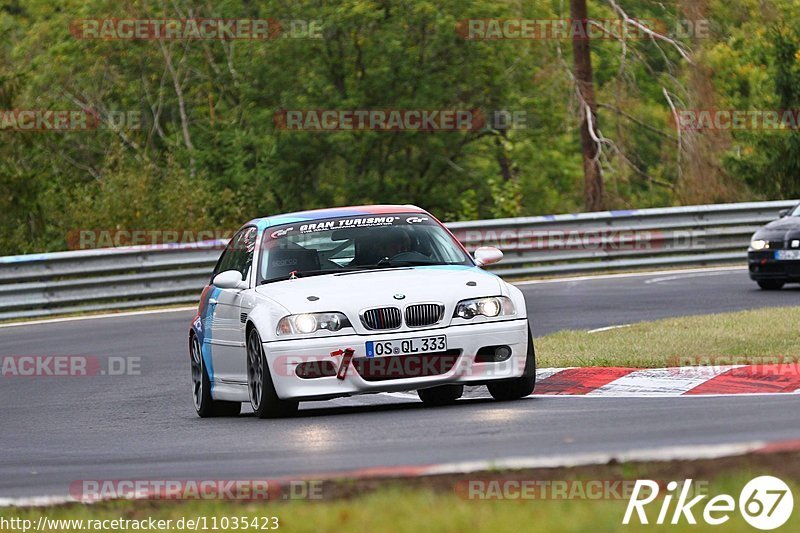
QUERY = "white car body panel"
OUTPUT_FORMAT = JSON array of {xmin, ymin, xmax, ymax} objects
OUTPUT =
[{"xmin": 190, "ymin": 205, "xmax": 530, "ymax": 405}]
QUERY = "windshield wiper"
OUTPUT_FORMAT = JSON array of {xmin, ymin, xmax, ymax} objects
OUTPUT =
[
  {"xmin": 338, "ymin": 259, "xmax": 451, "ymax": 270},
  {"xmin": 260, "ymin": 268, "xmax": 361, "ymax": 284},
  {"xmin": 374, "ymin": 259, "xmax": 449, "ymax": 267},
  {"xmin": 261, "ymin": 262, "xmax": 457, "ymax": 284}
]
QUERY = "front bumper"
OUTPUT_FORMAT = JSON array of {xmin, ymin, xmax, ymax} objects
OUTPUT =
[
  {"xmin": 748, "ymin": 251, "xmax": 800, "ymax": 282},
  {"xmin": 265, "ymin": 318, "xmax": 529, "ymax": 400}
]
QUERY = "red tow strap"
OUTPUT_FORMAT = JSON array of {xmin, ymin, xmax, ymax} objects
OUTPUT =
[{"xmin": 331, "ymin": 348, "xmax": 355, "ymax": 380}]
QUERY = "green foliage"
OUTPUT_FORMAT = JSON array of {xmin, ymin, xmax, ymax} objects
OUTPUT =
[
  {"xmin": 1, "ymin": 0, "xmax": 799, "ymax": 254},
  {"xmin": 723, "ymin": 23, "xmax": 800, "ymax": 197}
]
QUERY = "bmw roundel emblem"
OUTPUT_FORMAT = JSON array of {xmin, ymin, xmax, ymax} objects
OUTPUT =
[{"xmin": 393, "ymin": 294, "xmax": 405, "ymax": 300}]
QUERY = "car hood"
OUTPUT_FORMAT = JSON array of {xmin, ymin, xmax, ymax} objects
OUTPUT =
[
  {"xmin": 254, "ymin": 265, "xmax": 504, "ymax": 314},
  {"xmin": 753, "ymin": 217, "xmax": 800, "ymax": 241}
]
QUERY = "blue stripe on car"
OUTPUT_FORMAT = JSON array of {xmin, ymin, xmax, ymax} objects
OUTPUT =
[
  {"xmin": 201, "ymin": 286, "xmax": 221, "ymax": 393},
  {"xmin": 417, "ymin": 265, "xmax": 498, "ymax": 276}
]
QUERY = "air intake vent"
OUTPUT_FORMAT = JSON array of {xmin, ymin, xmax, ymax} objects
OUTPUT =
[
  {"xmin": 361, "ymin": 307, "xmax": 402, "ymax": 330},
  {"xmin": 405, "ymin": 303, "xmax": 444, "ymax": 327}
]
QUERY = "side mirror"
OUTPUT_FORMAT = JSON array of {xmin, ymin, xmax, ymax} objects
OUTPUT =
[
  {"xmin": 474, "ymin": 246, "xmax": 504, "ymax": 267},
  {"xmin": 213, "ymin": 270, "xmax": 247, "ymax": 290},
  {"xmin": 779, "ymin": 208, "xmax": 791, "ymax": 218}
]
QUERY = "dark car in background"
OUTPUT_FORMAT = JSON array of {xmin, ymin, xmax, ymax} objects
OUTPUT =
[{"xmin": 748, "ymin": 203, "xmax": 800, "ymax": 290}]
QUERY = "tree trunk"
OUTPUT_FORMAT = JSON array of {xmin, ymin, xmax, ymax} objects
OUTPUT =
[{"xmin": 570, "ymin": 0, "xmax": 604, "ymax": 211}]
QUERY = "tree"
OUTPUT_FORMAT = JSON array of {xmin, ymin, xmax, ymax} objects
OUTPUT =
[{"xmin": 570, "ymin": 0, "xmax": 604, "ymax": 211}]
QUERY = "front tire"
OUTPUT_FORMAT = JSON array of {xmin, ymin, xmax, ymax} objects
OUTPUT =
[
  {"xmin": 190, "ymin": 334, "xmax": 241, "ymax": 417},
  {"xmin": 418, "ymin": 384, "xmax": 464, "ymax": 406},
  {"xmin": 757, "ymin": 280, "xmax": 785, "ymax": 290},
  {"xmin": 247, "ymin": 328, "xmax": 298, "ymax": 419},
  {"xmin": 487, "ymin": 326, "xmax": 536, "ymax": 401}
]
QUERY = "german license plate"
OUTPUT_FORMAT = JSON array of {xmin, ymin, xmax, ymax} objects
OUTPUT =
[
  {"xmin": 365, "ymin": 335, "xmax": 447, "ymax": 358},
  {"xmin": 775, "ymin": 250, "xmax": 800, "ymax": 260}
]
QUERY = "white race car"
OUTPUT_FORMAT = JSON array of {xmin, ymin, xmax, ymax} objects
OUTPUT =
[{"xmin": 189, "ymin": 205, "xmax": 535, "ymax": 418}]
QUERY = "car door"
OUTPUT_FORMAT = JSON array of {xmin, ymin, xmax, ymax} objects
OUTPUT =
[{"xmin": 209, "ymin": 226, "xmax": 257, "ymax": 385}]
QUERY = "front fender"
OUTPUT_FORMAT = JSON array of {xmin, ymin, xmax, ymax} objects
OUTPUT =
[
  {"xmin": 503, "ymin": 282, "xmax": 528, "ymax": 321},
  {"xmin": 243, "ymin": 292, "xmax": 290, "ymax": 342}
]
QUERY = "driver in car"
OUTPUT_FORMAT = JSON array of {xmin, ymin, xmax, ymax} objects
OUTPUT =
[{"xmin": 374, "ymin": 227, "xmax": 412, "ymax": 261}]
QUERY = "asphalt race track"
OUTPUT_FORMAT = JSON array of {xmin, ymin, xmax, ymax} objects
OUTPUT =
[{"xmin": 2, "ymin": 266, "xmax": 799, "ymax": 499}]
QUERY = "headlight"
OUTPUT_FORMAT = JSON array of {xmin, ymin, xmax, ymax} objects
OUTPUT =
[
  {"xmin": 276, "ymin": 312, "xmax": 351, "ymax": 336},
  {"xmin": 750, "ymin": 239, "xmax": 769, "ymax": 250},
  {"xmin": 454, "ymin": 296, "xmax": 515, "ymax": 319}
]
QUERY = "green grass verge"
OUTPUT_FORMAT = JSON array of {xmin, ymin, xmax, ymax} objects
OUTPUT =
[
  {"xmin": 536, "ymin": 306, "xmax": 800, "ymax": 368},
  {"xmin": 4, "ymin": 453, "xmax": 799, "ymax": 532}
]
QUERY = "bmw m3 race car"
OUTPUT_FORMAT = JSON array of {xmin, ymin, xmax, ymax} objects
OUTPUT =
[
  {"xmin": 748, "ymin": 202, "xmax": 800, "ymax": 290},
  {"xmin": 189, "ymin": 205, "xmax": 535, "ymax": 418}
]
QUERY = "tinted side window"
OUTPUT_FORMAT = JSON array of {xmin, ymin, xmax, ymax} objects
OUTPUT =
[
  {"xmin": 231, "ymin": 227, "xmax": 257, "ymax": 279},
  {"xmin": 212, "ymin": 243, "xmax": 235, "ymax": 280},
  {"xmin": 212, "ymin": 227, "xmax": 257, "ymax": 281}
]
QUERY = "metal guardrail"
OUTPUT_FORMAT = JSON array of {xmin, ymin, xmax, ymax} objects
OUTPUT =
[{"xmin": 0, "ymin": 200, "xmax": 795, "ymax": 321}]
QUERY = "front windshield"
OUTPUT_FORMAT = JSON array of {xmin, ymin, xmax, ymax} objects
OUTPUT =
[
  {"xmin": 258, "ymin": 213, "xmax": 472, "ymax": 284},
  {"xmin": 792, "ymin": 204, "xmax": 800, "ymax": 216}
]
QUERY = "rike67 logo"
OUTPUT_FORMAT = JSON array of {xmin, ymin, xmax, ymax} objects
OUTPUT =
[{"xmin": 623, "ymin": 476, "xmax": 794, "ymax": 530}]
